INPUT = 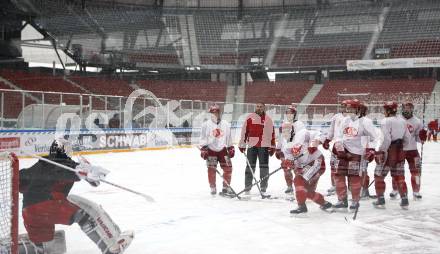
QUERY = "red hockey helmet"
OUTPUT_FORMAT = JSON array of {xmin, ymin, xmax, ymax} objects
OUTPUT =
[
  {"xmin": 340, "ymin": 100, "xmax": 350, "ymax": 106},
  {"xmin": 286, "ymin": 104, "xmax": 297, "ymax": 114},
  {"xmin": 345, "ymin": 99, "xmax": 362, "ymax": 109},
  {"xmin": 383, "ymin": 101, "xmax": 398, "ymax": 111}
]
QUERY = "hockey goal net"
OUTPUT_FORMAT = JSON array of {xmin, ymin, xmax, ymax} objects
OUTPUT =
[{"xmin": 0, "ymin": 152, "xmax": 18, "ymax": 254}]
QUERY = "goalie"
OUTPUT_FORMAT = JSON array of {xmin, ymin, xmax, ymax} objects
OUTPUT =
[{"xmin": 18, "ymin": 138, "xmax": 134, "ymax": 254}]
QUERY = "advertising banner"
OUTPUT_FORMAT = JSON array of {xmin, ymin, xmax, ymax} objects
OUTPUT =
[{"xmin": 347, "ymin": 57, "xmax": 440, "ymax": 71}]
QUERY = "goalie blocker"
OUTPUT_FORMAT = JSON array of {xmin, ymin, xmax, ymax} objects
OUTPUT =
[{"xmin": 18, "ymin": 138, "xmax": 134, "ymax": 254}]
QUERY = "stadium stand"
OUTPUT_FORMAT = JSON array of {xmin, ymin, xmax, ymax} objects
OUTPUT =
[
  {"xmin": 244, "ymin": 80, "xmax": 314, "ymax": 105},
  {"xmin": 0, "ymin": 69, "xmax": 83, "ymax": 105},
  {"xmin": 70, "ymin": 76, "xmax": 134, "ymax": 96},
  {"xmin": 312, "ymin": 78, "xmax": 436, "ymax": 104},
  {"xmin": 137, "ymin": 80, "xmax": 227, "ymax": 102},
  {"xmin": 27, "ymin": 0, "xmax": 440, "ymax": 69},
  {"xmin": 0, "ymin": 81, "xmax": 26, "ymax": 119}
]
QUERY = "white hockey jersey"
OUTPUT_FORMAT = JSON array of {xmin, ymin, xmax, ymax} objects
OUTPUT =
[
  {"xmin": 276, "ymin": 120, "xmax": 306, "ymax": 151},
  {"xmin": 327, "ymin": 113, "xmax": 345, "ymax": 141},
  {"xmin": 283, "ymin": 129, "xmax": 323, "ymax": 162},
  {"xmin": 401, "ymin": 116, "xmax": 423, "ymax": 151},
  {"xmin": 336, "ymin": 116, "xmax": 378, "ymax": 155},
  {"xmin": 199, "ymin": 119, "xmax": 233, "ymax": 152},
  {"xmin": 378, "ymin": 116, "xmax": 410, "ymax": 152}
]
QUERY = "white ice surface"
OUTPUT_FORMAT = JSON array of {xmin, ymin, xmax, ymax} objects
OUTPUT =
[{"xmin": 18, "ymin": 143, "xmax": 440, "ymax": 254}]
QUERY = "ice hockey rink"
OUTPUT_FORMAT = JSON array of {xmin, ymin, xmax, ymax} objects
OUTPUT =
[{"xmin": 18, "ymin": 142, "xmax": 440, "ymax": 254}]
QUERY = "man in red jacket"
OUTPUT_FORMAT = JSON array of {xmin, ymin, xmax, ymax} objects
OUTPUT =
[{"xmin": 239, "ymin": 102, "xmax": 276, "ymax": 193}]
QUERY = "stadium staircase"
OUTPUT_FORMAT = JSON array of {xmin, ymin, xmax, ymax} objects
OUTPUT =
[
  {"xmin": 297, "ymin": 83, "xmax": 324, "ymax": 114},
  {"xmin": 0, "ymin": 74, "xmax": 41, "ymax": 103}
]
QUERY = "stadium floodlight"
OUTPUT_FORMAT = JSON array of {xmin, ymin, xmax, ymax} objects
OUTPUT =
[{"xmin": 185, "ymin": 66, "xmax": 201, "ymax": 71}]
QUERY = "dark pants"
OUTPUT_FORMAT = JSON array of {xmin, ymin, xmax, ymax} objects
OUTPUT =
[{"xmin": 244, "ymin": 147, "xmax": 269, "ymax": 191}]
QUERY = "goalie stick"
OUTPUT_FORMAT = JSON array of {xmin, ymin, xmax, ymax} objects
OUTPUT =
[{"xmin": 24, "ymin": 153, "xmax": 155, "ymax": 202}]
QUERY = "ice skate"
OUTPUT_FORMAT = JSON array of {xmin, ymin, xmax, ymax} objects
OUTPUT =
[
  {"xmin": 373, "ymin": 196, "xmax": 386, "ymax": 209},
  {"xmin": 290, "ymin": 204, "xmax": 308, "ymax": 215},
  {"xmin": 332, "ymin": 198, "xmax": 348, "ymax": 212},
  {"xmin": 413, "ymin": 192, "xmax": 422, "ymax": 201},
  {"xmin": 400, "ymin": 195, "xmax": 409, "ymax": 210},
  {"xmin": 284, "ymin": 186, "xmax": 293, "ymax": 194},
  {"xmin": 320, "ymin": 202, "xmax": 334, "ymax": 213}
]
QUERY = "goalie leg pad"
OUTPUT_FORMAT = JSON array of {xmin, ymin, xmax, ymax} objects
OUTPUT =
[
  {"xmin": 68, "ymin": 195, "xmax": 133, "ymax": 254},
  {"xmin": 18, "ymin": 230, "xmax": 66, "ymax": 254}
]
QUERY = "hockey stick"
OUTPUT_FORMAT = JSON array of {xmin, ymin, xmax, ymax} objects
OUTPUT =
[
  {"xmin": 214, "ymin": 168, "xmax": 242, "ymax": 200},
  {"xmin": 242, "ymin": 149, "xmax": 270, "ymax": 199},
  {"xmin": 351, "ymin": 136, "xmax": 369, "ymax": 220},
  {"xmin": 221, "ymin": 149, "xmax": 242, "ymax": 200},
  {"xmin": 25, "ymin": 153, "xmax": 155, "ymax": 202},
  {"xmin": 198, "ymin": 146, "xmax": 241, "ymax": 200},
  {"xmin": 236, "ymin": 154, "xmax": 304, "ymax": 196},
  {"xmin": 420, "ymin": 97, "xmax": 426, "ymax": 188}
]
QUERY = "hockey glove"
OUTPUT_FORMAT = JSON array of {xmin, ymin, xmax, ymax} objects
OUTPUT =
[
  {"xmin": 200, "ymin": 146, "xmax": 209, "ymax": 160},
  {"xmin": 308, "ymin": 146, "xmax": 318, "ymax": 154},
  {"xmin": 281, "ymin": 159, "xmax": 293, "ymax": 170},
  {"xmin": 322, "ymin": 139, "xmax": 331, "ymax": 150},
  {"xmin": 365, "ymin": 148, "xmax": 375, "ymax": 162},
  {"xmin": 239, "ymin": 147, "xmax": 246, "ymax": 154},
  {"xmin": 275, "ymin": 149, "xmax": 284, "ymax": 160},
  {"xmin": 375, "ymin": 151, "xmax": 385, "ymax": 164},
  {"xmin": 76, "ymin": 163, "xmax": 109, "ymax": 186},
  {"xmin": 268, "ymin": 147, "xmax": 276, "ymax": 157},
  {"xmin": 227, "ymin": 146, "xmax": 235, "ymax": 158},
  {"xmin": 419, "ymin": 129, "xmax": 428, "ymax": 143}
]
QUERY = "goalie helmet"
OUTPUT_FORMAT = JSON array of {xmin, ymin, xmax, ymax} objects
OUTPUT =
[{"xmin": 49, "ymin": 138, "xmax": 73, "ymax": 159}]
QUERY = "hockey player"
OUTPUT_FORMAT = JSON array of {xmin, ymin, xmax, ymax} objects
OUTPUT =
[
  {"xmin": 322, "ymin": 100, "xmax": 349, "ymax": 196},
  {"xmin": 333, "ymin": 99, "xmax": 377, "ymax": 212},
  {"xmin": 275, "ymin": 104, "xmax": 305, "ymax": 194},
  {"xmin": 389, "ymin": 102, "xmax": 427, "ymax": 200},
  {"xmin": 373, "ymin": 101, "xmax": 411, "ymax": 209},
  {"xmin": 282, "ymin": 129, "xmax": 333, "ymax": 214},
  {"xmin": 19, "ymin": 138, "xmax": 133, "ymax": 254},
  {"xmin": 427, "ymin": 119, "xmax": 438, "ymax": 142},
  {"xmin": 358, "ymin": 103, "xmax": 377, "ymax": 199},
  {"xmin": 199, "ymin": 104, "xmax": 235, "ymax": 196}
]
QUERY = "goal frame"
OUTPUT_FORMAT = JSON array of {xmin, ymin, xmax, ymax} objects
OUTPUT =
[{"xmin": 0, "ymin": 152, "xmax": 19, "ymax": 254}]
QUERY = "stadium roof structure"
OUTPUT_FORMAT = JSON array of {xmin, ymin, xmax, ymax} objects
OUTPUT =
[{"xmin": 9, "ymin": 0, "xmax": 440, "ymax": 72}]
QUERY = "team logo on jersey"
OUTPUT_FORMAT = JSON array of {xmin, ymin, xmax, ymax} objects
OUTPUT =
[
  {"xmin": 343, "ymin": 127, "xmax": 358, "ymax": 137},
  {"xmin": 212, "ymin": 128, "xmax": 224, "ymax": 138},
  {"xmin": 407, "ymin": 124, "xmax": 414, "ymax": 133},
  {"xmin": 291, "ymin": 144, "xmax": 302, "ymax": 156}
]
